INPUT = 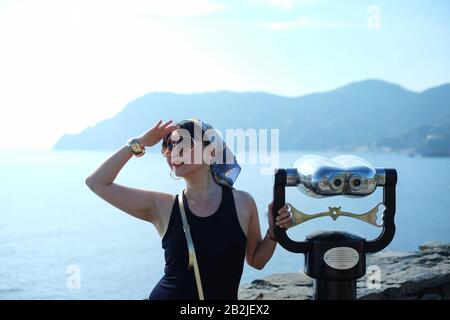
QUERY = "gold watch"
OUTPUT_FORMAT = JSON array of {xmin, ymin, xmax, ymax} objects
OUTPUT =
[{"xmin": 127, "ymin": 138, "xmax": 145, "ymax": 157}]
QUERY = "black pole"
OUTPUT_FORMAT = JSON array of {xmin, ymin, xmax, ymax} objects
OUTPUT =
[
  {"xmin": 304, "ymin": 231, "xmax": 365, "ymax": 300},
  {"xmin": 314, "ymin": 280, "xmax": 356, "ymax": 300}
]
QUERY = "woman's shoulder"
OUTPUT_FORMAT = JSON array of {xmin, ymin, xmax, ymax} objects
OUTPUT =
[
  {"xmin": 147, "ymin": 191, "xmax": 177, "ymax": 237},
  {"xmin": 148, "ymin": 191, "xmax": 177, "ymax": 211},
  {"xmin": 232, "ymin": 189, "xmax": 254, "ymax": 202},
  {"xmin": 231, "ymin": 189, "xmax": 257, "ymax": 237},
  {"xmin": 231, "ymin": 189, "xmax": 257, "ymax": 212}
]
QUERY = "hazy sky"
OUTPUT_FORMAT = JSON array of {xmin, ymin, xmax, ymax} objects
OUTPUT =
[{"xmin": 0, "ymin": 0, "xmax": 449, "ymax": 149}]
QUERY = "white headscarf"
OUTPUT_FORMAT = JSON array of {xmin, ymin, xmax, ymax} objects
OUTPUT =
[{"xmin": 187, "ymin": 118, "xmax": 241, "ymax": 189}]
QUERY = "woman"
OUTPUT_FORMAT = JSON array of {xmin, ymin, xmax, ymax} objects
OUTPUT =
[{"xmin": 85, "ymin": 119, "xmax": 292, "ymax": 300}]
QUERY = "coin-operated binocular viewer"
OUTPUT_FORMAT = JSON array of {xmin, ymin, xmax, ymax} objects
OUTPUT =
[{"xmin": 272, "ymin": 155, "xmax": 398, "ymax": 300}]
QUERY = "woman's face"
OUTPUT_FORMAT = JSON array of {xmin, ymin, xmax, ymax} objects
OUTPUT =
[{"xmin": 163, "ymin": 128, "xmax": 207, "ymax": 177}]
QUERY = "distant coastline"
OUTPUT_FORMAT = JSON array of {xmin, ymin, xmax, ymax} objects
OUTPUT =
[{"xmin": 52, "ymin": 80, "xmax": 450, "ymax": 157}]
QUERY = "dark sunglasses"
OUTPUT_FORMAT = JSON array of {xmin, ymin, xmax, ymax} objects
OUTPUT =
[{"xmin": 161, "ymin": 136, "xmax": 196, "ymax": 156}]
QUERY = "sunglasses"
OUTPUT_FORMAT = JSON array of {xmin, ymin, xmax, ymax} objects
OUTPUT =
[{"xmin": 161, "ymin": 135, "xmax": 196, "ymax": 157}]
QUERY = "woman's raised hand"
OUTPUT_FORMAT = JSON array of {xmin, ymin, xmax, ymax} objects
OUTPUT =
[{"xmin": 137, "ymin": 120, "xmax": 180, "ymax": 148}]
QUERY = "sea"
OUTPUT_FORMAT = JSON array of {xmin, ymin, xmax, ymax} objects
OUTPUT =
[{"xmin": 1, "ymin": 149, "xmax": 449, "ymax": 299}]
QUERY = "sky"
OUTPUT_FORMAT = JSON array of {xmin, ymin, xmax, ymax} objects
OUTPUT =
[{"xmin": 0, "ymin": 0, "xmax": 449, "ymax": 149}]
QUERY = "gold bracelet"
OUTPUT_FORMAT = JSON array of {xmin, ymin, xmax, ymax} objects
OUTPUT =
[{"xmin": 127, "ymin": 138, "xmax": 145, "ymax": 157}]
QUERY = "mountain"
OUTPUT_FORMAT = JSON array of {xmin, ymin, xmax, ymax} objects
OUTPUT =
[
  {"xmin": 53, "ymin": 80, "xmax": 450, "ymax": 156},
  {"xmin": 377, "ymin": 114, "xmax": 450, "ymax": 157}
]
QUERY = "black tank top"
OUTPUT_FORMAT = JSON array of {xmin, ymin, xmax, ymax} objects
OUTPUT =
[{"xmin": 149, "ymin": 185, "xmax": 247, "ymax": 300}]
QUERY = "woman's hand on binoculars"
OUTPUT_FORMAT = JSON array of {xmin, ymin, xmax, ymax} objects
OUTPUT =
[
  {"xmin": 137, "ymin": 120, "xmax": 180, "ymax": 147},
  {"xmin": 268, "ymin": 202, "xmax": 293, "ymax": 230}
]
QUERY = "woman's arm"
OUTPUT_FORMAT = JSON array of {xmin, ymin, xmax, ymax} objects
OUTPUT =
[
  {"xmin": 241, "ymin": 192, "xmax": 291, "ymax": 270},
  {"xmin": 85, "ymin": 120, "xmax": 179, "ymax": 230}
]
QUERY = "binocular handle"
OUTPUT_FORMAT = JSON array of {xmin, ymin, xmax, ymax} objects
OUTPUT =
[
  {"xmin": 364, "ymin": 168, "xmax": 397, "ymax": 253},
  {"xmin": 273, "ymin": 169, "xmax": 311, "ymax": 253},
  {"xmin": 272, "ymin": 169, "xmax": 398, "ymax": 254}
]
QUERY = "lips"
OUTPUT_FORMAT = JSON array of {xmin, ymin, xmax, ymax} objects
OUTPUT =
[{"xmin": 171, "ymin": 161, "xmax": 184, "ymax": 167}]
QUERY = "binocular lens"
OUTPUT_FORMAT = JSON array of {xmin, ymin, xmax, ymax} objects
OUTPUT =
[
  {"xmin": 329, "ymin": 175, "xmax": 345, "ymax": 192},
  {"xmin": 349, "ymin": 175, "xmax": 364, "ymax": 190}
]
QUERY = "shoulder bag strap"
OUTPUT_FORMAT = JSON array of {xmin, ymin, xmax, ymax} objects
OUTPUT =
[{"xmin": 178, "ymin": 190, "xmax": 205, "ymax": 300}]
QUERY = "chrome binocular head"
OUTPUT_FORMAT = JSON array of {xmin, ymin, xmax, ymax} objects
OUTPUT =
[{"xmin": 286, "ymin": 155, "xmax": 386, "ymax": 198}]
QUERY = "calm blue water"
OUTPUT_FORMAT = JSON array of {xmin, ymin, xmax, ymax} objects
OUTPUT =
[{"xmin": 1, "ymin": 150, "xmax": 449, "ymax": 299}]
